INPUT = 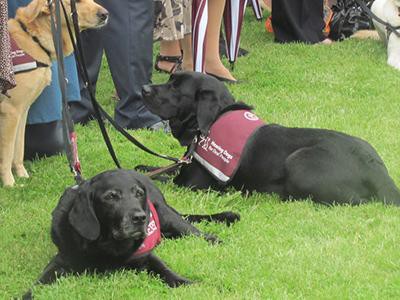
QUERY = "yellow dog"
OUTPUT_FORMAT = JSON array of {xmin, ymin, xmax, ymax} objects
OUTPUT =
[{"xmin": 0, "ymin": 0, "xmax": 108, "ymax": 187}]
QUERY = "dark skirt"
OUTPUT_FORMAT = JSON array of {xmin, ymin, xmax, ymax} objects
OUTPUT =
[{"xmin": 271, "ymin": 0, "xmax": 325, "ymax": 44}]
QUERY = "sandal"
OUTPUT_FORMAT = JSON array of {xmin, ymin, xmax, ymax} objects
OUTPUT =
[{"xmin": 154, "ymin": 54, "xmax": 183, "ymax": 74}]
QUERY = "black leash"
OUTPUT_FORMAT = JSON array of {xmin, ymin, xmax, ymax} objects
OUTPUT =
[
  {"xmin": 47, "ymin": 0, "xmax": 83, "ymax": 183},
  {"xmin": 355, "ymin": 0, "xmax": 400, "ymax": 38},
  {"xmin": 144, "ymin": 136, "xmax": 197, "ymax": 178},
  {"xmin": 61, "ymin": 0, "xmax": 182, "ymax": 165}
]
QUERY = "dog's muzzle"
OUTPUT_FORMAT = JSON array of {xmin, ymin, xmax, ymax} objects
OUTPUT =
[
  {"xmin": 97, "ymin": 9, "xmax": 109, "ymax": 27},
  {"xmin": 112, "ymin": 212, "xmax": 147, "ymax": 240}
]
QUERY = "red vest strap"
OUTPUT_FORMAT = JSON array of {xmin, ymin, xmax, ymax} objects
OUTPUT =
[{"xmin": 132, "ymin": 198, "xmax": 162, "ymax": 256}]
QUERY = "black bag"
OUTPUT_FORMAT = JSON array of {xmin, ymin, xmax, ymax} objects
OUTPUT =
[{"xmin": 328, "ymin": 0, "xmax": 374, "ymax": 41}]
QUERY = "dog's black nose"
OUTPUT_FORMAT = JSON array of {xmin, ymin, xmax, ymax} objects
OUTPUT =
[
  {"xmin": 131, "ymin": 212, "xmax": 146, "ymax": 224},
  {"xmin": 97, "ymin": 9, "xmax": 109, "ymax": 22},
  {"xmin": 142, "ymin": 85, "xmax": 151, "ymax": 96}
]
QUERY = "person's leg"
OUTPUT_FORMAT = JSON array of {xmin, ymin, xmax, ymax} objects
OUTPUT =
[
  {"xmin": 204, "ymin": 0, "xmax": 236, "ymax": 81},
  {"xmin": 180, "ymin": 0, "xmax": 193, "ymax": 71},
  {"xmin": 155, "ymin": 40, "xmax": 183, "ymax": 73},
  {"xmin": 272, "ymin": 0, "xmax": 325, "ymax": 44},
  {"xmin": 69, "ymin": 29, "xmax": 104, "ymax": 125},
  {"xmin": 101, "ymin": 0, "xmax": 161, "ymax": 129},
  {"xmin": 25, "ymin": 55, "xmax": 80, "ymax": 160},
  {"xmin": 180, "ymin": 34, "xmax": 193, "ymax": 71}
]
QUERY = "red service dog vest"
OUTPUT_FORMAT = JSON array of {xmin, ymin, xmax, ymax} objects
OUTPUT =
[
  {"xmin": 132, "ymin": 199, "xmax": 161, "ymax": 256},
  {"xmin": 193, "ymin": 110, "xmax": 265, "ymax": 183},
  {"xmin": 10, "ymin": 35, "xmax": 38, "ymax": 74}
]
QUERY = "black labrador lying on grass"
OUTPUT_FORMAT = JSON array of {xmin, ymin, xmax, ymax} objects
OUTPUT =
[
  {"xmin": 22, "ymin": 169, "xmax": 239, "ymax": 299},
  {"xmin": 140, "ymin": 71, "xmax": 400, "ymax": 206}
]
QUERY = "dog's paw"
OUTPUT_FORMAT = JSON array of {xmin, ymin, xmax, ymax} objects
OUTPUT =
[
  {"xmin": 210, "ymin": 211, "xmax": 240, "ymax": 226},
  {"xmin": 20, "ymin": 289, "xmax": 32, "ymax": 300},
  {"xmin": 1, "ymin": 172, "xmax": 15, "ymax": 187},
  {"xmin": 167, "ymin": 276, "xmax": 193, "ymax": 288},
  {"xmin": 220, "ymin": 211, "xmax": 241, "ymax": 226},
  {"xmin": 134, "ymin": 165, "xmax": 160, "ymax": 173},
  {"xmin": 14, "ymin": 165, "xmax": 29, "ymax": 178},
  {"xmin": 204, "ymin": 233, "xmax": 222, "ymax": 244}
]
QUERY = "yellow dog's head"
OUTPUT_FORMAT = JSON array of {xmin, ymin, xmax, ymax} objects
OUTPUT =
[{"xmin": 17, "ymin": 0, "xmax": 108, "ymax": 31}]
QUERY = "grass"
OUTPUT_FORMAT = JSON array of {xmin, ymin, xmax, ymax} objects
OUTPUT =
[{"xmin": 1, "ymin": 11, "xmax": 400, "ymax": 299}]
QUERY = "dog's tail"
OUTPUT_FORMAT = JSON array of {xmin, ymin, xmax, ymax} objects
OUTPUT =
[{"xmin": 351, "ymin": 30, "xmax": 380, "ymax": 40}]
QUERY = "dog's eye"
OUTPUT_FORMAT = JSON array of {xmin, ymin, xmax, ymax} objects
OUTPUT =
[
  {"xmin": 132, "ymin": 187, "xmax": 144, "ymax": 198},
  {"xmin": 104, "ymin": 191, "xmax": 120, "ymax": 201}
]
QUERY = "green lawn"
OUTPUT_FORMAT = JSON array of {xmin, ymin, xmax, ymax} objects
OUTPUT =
[{"xmin": 1, "ymin": 11, "xmax": 400, "ymax": 299}]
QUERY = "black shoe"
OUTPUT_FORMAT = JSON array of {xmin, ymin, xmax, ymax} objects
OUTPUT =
[
  {"xmin": 24, "ymin": 120, "xmax": 65, "ymax": 161},
  {"xmin": 69, "ymin": 101, "xmax": 96, "ymax": 125},
  {"xmin": 206, "ymin": 72, "xmax": 238, "ymax": 84}
]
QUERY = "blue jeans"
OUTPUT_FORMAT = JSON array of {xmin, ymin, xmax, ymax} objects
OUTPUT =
[{"xmin": 8, "ymin": 0, "xmax": 81, "ymax": 124}]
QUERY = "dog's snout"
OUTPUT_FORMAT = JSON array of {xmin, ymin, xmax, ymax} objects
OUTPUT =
[
  {"xmin": 131, "ymin": 212, "xmax": 146, "ymax": 224},
  {"xmin": 142, "ymin": 85, "xmax": 152, "ymax": 96},
  {"xmin": 97, "ymin": 9, "xmax": 109, "ymax": 22}
]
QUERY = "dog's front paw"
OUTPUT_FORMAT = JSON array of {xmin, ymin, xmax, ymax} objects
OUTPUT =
[
  {"xmin": 1, "ymin": 171, "xmax": 15, "ymax": 187},
  {"xmin": 134, "ymin": 165, "xmax": 160, "ymax": 173},
  {"xmin": 220, "ymin": 211, "xmax": 240, "ymax": 226},
  {"xmin": 14, "ymin": 165, "xmax": 29, "ymax": 178},
  {"xmin": 204, "ymin": 233, "xmax": 222, "ymax": 244},
  {"xmin": 167, "ymin": 275, "xmax": 193, "ymax": 288},
  {"xmin": 210, "ymin": 211, "xmax": 240, "ymax": 226},
  {"xmin": 21, "ymin": 289, "xmax": 33, "ymax": 300}
]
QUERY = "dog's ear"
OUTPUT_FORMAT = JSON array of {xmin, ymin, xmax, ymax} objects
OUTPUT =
[
  {"xmin": 21, "ymin": 0, "xmax": 49, "ymax": 23},
  {"xmin": 68, "ymin": 181, "xmax": 100, "ymax": 241},
  {"xmin": 196, "ymin": 90, "xmax": 222, "ymax": 135}
]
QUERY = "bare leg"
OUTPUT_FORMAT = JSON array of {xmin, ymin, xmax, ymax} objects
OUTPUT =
[
  {"xmin": 204, "ymin": 0, "xmax": 236, "ymax": 81},
  {"xmin": 156, "ymin": 40, "xmax": 182, "ymax": 73},
  {"xmin": 180, "ymin": 34, "xmax": 193, "ymax": 71}
]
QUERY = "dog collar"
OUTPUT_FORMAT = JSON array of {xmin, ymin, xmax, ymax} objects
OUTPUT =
[
  {"xmin": 17, "ymin": 20, "xmax": 52, "ymax": 60},
  {"xmin": 131, "ymin": 198, "xmax": 162, "ymax": 256}
]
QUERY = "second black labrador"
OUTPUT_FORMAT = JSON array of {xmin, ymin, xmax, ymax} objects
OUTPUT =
[
  {"xmin": 22, "ymin": 169, "xmax": 239, "ymax": 299},
  {"xmin": 141, "ymin": 71, "xmax": 400, "ymax": 206}
]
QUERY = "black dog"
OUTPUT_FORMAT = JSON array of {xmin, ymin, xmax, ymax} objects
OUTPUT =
[
  {"xmin": 141, "ymin": 71, "xmax": 400, "ymax": 206},
  {"xmin": 22, "ymin": 169, "xmax": 239, "ymax": 299}
]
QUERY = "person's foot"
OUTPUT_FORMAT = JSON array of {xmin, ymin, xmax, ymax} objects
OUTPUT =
[
  {"xmin": 69, "ymin": 101, "xmax": 96, "ymax": 125},
  {"xmin": 181, "ymin": 60, "xmax": 193, "ymax": 72},
  {"xmin": 206, "ymin": 72, "xmax": 238, "ymax": 84},
  {"xmin": 205, "ymin": 62, "xmax": 236, "ymax": 82},
  {"xmin": 154, "ymin": 54, "xmax": 182, "ymax": 74},
  {"xmin": 24, "ymin": 121, "xmax": 65, "ymax": 161}
]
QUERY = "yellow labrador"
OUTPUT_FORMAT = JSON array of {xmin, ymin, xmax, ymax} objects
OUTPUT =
[
  {"xmin": 353, "ymin": 0, "xmax": 400, "ymax": 70},
  {"xmin": 0, "ymin": 0, "xmax": 108, "ymax": 187}
]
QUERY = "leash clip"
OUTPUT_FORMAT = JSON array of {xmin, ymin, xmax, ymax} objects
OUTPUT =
[
  {"xmin": 179, "ymin": 156, "xmax": 192, "ymax": 164},
  {"xmin": 178, "ymin": 135, "xmax": 197, "ymax": 164}
]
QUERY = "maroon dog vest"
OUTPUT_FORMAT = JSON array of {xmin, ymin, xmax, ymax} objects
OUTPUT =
[
  {"xmin": 10, "ymin": 35, "xmax": 39, "ymax": 74},
  {"xmin": 132, "ymin": 198, "xmax": 162, "ymax": 256},
  {"xmin": 193, "ymin": 110, "xmax": 265, "ymax": 183}
]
